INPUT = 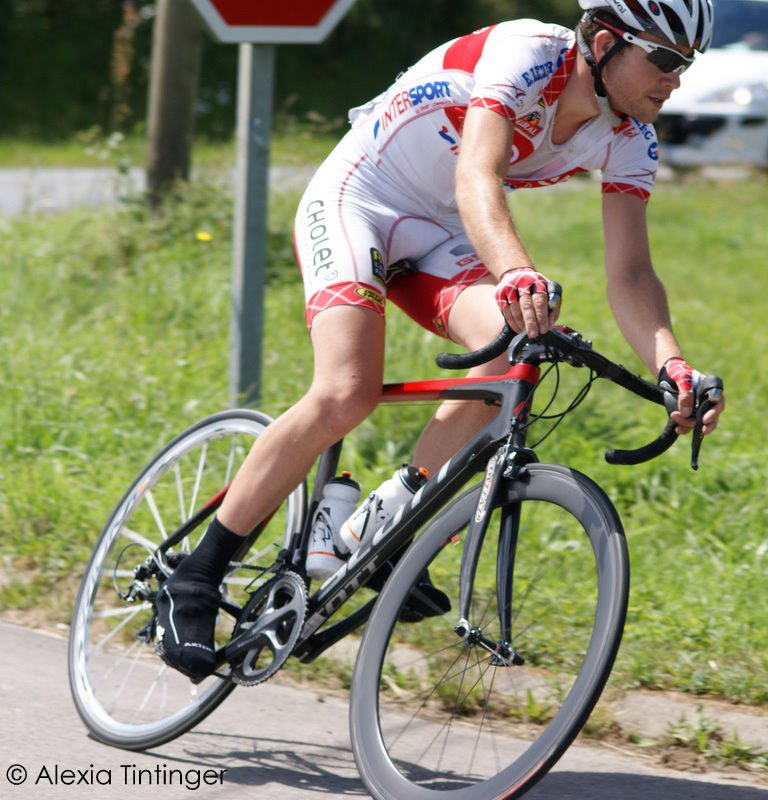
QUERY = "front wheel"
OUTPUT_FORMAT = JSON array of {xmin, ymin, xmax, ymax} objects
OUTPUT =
[
  {"xmin": 68, "ymin": 409, "xmax": 307, "ymax": 750},
  {"xmin": 350, "ymin": 463, "xmax": 629, "ymax": 800}
]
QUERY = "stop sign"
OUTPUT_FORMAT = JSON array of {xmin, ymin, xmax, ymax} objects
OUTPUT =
[{"xmin": 188, "ymin": 0, "xmax": 359, "ymax": 43}]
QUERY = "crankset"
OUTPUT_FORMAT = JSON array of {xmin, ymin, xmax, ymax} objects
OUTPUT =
[{"xmin": 225, "ymin": 571, "xmax": 307, "ymax": 687}]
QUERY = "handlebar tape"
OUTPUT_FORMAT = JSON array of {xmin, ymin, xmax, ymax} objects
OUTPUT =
[{"xmin": 605, "ymin": 418, "xmax": 678, "ymax": 465}]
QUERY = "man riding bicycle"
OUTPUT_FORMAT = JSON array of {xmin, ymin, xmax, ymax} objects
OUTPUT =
[{"xmin": 155, "ymin": 0, "xmax": 726, "ymax": 679}]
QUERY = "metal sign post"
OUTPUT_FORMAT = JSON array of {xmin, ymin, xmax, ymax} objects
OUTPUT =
[
  {"xmin": 230, "ymin": 43, "xmax": 274, "ymax": 405},
  {"xmin": 186, "ymin": 0, "xmax": 359, "ymax": 405}
]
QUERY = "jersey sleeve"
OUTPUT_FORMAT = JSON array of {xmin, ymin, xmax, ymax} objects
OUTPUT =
[
  {"xmin": 464, "ymin": 22, "xmax": 573, "ymax": 121},
  {"xmin": 601, "ymin": 119, "xmax": 659, "ymax": 202}
]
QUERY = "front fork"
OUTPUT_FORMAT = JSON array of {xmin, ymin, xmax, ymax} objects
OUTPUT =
[{"xmin": 454, "ymin": 442, "xmax": 535, "ymax": 667}]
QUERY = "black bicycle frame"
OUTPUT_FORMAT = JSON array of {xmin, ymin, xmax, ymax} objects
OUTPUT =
[{"xmin": 293, "ymin": 360, "xmax": 541, "ymax": 663}]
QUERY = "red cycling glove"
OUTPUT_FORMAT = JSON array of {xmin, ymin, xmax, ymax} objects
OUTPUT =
[
  {"xmin": 658, "ymin": 356, "xmax": 701, "ymax": 396},
  {"xmin": 494, "ymin": 267, "xmax": 549, "ymax": 312}
]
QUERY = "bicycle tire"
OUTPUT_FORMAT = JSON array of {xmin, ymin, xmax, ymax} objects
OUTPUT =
[
  {"xmin": 68, "ymin": 409, "xmax": 307, "ymax": 750},
  {"xmin": 350, "ymin": 463, "xmax": 628, "ymax": 800}
]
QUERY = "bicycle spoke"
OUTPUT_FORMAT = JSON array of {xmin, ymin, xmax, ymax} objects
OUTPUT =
[
  {"xmin": 107, "ymin": 643, "xmax": 146, "ymax": 715},
  {"xmin": 224, "ymin": 439, "xmax": 237, "ymax": 486},
  {"xmin": 93, "ymin": 604, "xmax": 148, "ymax": 650},
  {"xmin": 93, "ymin": 601, "xmax": 151, "ymax": 620},
  {"xmin": 93, "ymin": 637, "xmax": 144, "ymax": 694},
  {"xmin": 133, "ymin": 663, "xmax": 171, "ymax": 722},
  {"xmin": 118, "ymin": 525, "xmax": 160, "ymax": 553},
  {"xmin": 144, "ymin": 488, "xmax": 168, "ymax": 542},
  {"xmin": 174, "ymin": 460, "xmax": 186, "ymax": 526},
  {"xmin": 384, "ymin": 644, "xmax": 468, "ymax": 750},
  {"xmin": 188, "ymin": 442, "xmax": 209, "ymax": 520}
]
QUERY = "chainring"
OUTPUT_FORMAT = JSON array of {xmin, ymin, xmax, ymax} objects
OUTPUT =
[{"xmin": 228, "ymin": 571, "xmax": 307, "ymax": 687}]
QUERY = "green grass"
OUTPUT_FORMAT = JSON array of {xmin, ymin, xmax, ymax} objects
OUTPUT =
[
  {"xmin": 0, "ymin": 159, "xmax": 766, "ymax": 706},
  {"xmin": 665, "ymin": 706, "xmax": 768, "ymax": 770}
]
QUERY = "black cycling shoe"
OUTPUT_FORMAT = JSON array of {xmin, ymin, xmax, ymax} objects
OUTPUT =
[
  {"xmin": 400, "ymin": 573, "xmax": 451, "ymax": 623},
  {"xmin": 154, "ymin": 579, "xmax": 221, "ymax": 679},
  {"xmin": 366, "ymin": 561, "xmax": 450, "ymax": 622}
]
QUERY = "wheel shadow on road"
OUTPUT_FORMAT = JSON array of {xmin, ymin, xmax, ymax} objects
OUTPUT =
[
  {"xmin": 159, "ymin": 730, "xmax": 367, "ymax": 795},
  {"xmin": 160, "ymin": 731, "xmax": 767, "ymax": 798}
]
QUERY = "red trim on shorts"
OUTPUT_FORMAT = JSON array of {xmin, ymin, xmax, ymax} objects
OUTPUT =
[
  {"xmin": 305, "ymin": 282, "xmax": 385, "ymax": 328},
  {"xmin": 387, "ymin": 263, "xmax": 489, "ymax": 339}
]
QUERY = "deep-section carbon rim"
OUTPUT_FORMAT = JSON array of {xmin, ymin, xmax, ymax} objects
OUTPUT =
[{"xmin": 350, "ymin": 463, "xmax": 629, "ymax": 800}]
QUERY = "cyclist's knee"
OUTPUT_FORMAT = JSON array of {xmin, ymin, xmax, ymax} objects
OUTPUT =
[{"xmin": 305, "ymin": 379, "xmax": 379, "ymax": 439}]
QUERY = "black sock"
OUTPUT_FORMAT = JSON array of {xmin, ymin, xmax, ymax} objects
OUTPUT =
[{"xmin": 172, "ymin": 516, "xmax": 245, "ymax": 587}]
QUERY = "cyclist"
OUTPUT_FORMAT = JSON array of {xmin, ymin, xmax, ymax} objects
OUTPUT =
[{"xmin": 155, "ymin": 0, "xmax": 725, "ymax": 679}]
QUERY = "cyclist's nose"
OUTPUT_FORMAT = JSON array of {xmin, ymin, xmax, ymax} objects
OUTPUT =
[{"xmin": 662, "ymin": 71, "xmax": 682, "ymax": 91}]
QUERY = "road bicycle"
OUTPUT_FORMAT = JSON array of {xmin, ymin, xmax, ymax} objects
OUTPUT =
[{"xmin": 68, "ymin": 322, "xmax": 722, "ymax": 800}]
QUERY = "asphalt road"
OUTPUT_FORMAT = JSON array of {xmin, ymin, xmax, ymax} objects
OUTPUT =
[
  {"xmin": 0, "ymin": 165, "xmax": 318, "ymax": 215},
  {"xmin": 1, "ymin": 621, "xmax": 765, "ymax": 800}
]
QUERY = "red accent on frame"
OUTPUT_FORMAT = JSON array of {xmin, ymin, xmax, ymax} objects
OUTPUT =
[
  {"xmin": 203, "ymin": 483, "xmax": 231, "ymax": 509},
  {"xmin": 382, "ymin": 363, "xmax": 541, "ymax": 403}
]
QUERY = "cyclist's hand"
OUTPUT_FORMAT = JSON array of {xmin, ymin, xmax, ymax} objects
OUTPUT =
[
  {"xmin": 494, "ymin": 267, "xmax": 560, "ymax": 339},
  {"xmin": 658, "ymin": 357, "xmax": 725, "ymax": 436}
]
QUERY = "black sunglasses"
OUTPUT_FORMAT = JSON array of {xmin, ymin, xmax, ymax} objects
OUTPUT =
[{"xmin": 598, "ymin": 19, "xmax": 695, "ymax": 74}]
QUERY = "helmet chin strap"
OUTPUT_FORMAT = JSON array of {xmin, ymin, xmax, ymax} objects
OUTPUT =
[{"xmin": 575, "ymin": 24, "xmax": 627, "ymax": 126}]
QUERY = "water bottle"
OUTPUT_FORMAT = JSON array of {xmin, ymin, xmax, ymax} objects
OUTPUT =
[
  {"xmin": 306, "ymin": 472, "xmax": 361, "ymax": 579},
  {"xmin": 339, "ymin": 465, "xmax": 429, "ymax": 554}
]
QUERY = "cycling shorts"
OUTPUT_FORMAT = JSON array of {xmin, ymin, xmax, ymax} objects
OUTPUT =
[{"xmin": 293, "ymin": 132, "xmax": 490, "ymax": 339}]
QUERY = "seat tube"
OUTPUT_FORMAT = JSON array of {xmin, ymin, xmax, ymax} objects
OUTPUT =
[{"xmin": 301, "ymin": 440, "xmax": 343, "ymax": 542}]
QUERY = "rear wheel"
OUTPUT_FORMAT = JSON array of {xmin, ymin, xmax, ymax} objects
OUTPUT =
[
  {"xmin": 350, "ymin": 463, "xmax": 628, "ymax": 800},
  {"xmin": 68, "ymin": 410, "xmax": 306, "ymax": 750}
]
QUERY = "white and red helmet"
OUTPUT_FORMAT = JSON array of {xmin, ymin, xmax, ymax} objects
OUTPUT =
[{"xmin": 579, "ymin": 0, "xmax": 714, "ymax": 53}]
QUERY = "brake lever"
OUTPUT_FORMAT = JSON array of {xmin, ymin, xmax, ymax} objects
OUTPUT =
[
  {"xmin": 662, "ymin": 376, "xmax": 723, "ymax": 470},
  {"xmin": 690, "ymin": 376, "xmax": 724, "ymax": 471}
]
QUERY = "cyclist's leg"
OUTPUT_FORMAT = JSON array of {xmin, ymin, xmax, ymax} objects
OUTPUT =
[
  {"xmin": 413, "ymin": 274, "xmax": 505, "ymax": 472},
  {"xmin": 384, "ymin": 241, "xmax": 502, "ymax": 618},
  {"xmin": 156, "ymin": 143, "xmax": 395, "ymax": 676},
  {"xmin": 388, "ymin": 238, "xmax": 505, "ymax": 473},
  {"xmin": 218, "ymin": 305, "xmax": 385, "ymax": 535},
  {"xmin": 155, "ymin": 305, "xmax": 385, "ymax": 676}
]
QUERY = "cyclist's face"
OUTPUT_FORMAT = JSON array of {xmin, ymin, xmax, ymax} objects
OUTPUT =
[{"xmin": 601, "ymin": 33, "xmax": 692, "ymax": 124}]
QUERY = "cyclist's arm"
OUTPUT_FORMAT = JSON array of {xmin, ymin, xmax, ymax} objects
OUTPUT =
[
  {"xmin": 601, "ymin": 192, "xmax": 724, "ymax": 434},
  {"xmin": 455, "ymin": 106, "xmax": 551, "ymax": 336}
]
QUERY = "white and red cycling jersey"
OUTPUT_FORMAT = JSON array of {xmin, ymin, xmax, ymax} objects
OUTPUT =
[{"xmin": 294, "ymin": 19, "xmax": 660, "ymax": 337}]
